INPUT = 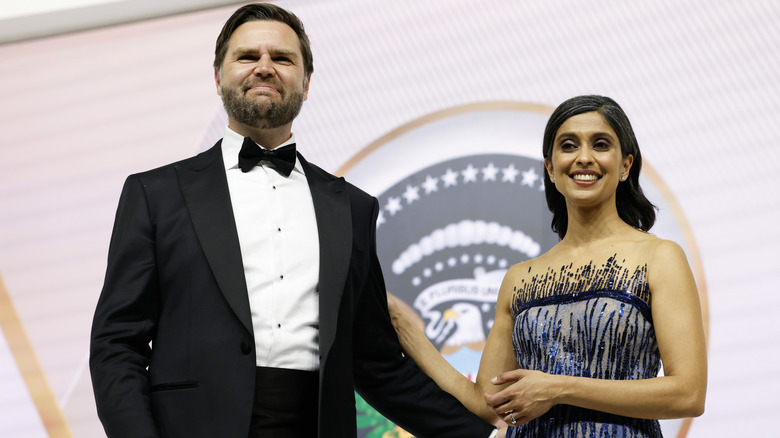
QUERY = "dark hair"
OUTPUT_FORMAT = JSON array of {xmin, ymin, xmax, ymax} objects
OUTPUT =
[
  {"xmin": 213, "ymin": 3, "xmax": 314, "ymax": 78},
  {"xmin": 542, "ymin": 95, "xmax": 656, "ymax": 239}
]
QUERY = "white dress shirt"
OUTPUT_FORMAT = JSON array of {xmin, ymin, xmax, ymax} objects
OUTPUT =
[{"xmin": 221, "ymin": 127, "xmax": 320, "ymax": 371}]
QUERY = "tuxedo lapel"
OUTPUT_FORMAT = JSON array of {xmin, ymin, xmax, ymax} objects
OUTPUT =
[
  {"xmin": 175, "ymin": 142, "xmax": 253, "ymax": 334},
  {"xmin": 173, "ymin": 147, "xmax": 351, "ymax": 348},
  {"xmin": 300, "ymin": 156, "xmax": 352, "ymax": 360}
]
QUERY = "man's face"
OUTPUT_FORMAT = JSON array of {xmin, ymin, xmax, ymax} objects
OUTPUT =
[{"xmin": 216, "ymin": 20, "xmax": 310, "ymax": 130}]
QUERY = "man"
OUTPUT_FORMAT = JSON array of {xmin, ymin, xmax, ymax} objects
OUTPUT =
[{"xmin": 89, "ymin": 3, "xmax": 497, "ymax": 437}]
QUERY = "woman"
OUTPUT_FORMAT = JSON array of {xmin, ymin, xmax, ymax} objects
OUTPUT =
[{"xmin": 389, "ymin": 95, "xmax": 707, "ymax": 437}]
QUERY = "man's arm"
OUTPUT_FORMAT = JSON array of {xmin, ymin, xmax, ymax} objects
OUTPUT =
[
  {"xmin": 351, "ymin": 198, "xmax": 495, "ymax": 438},
  {"xmin": 89, "ymin": 175, "xmax": 160, "ymax": 438}
]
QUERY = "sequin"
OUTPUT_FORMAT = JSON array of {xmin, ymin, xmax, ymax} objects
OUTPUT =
[{"xmin": 506, "ymin": 255, "xmax": 663, "ymax": 438}]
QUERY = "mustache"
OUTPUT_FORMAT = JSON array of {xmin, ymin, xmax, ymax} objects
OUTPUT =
[{"xmin": 242, "ymin": 79, "xmax": 283, "ymax": 93}]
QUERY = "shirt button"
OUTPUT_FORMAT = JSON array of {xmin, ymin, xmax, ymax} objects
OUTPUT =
[
  {"xmin": 278, "ymin": 227, "xmax": 282, "ymax": 232},
  {"xmin": 280, "ymin": 275, "xmax": 284, "ymax": 280}
]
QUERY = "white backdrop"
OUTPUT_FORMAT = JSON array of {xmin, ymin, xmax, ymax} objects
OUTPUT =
[{"xmin": 0, "ymin": 1, "xmax": 778, "ymax": 437}]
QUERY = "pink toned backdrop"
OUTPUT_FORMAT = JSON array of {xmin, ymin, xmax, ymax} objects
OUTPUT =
[{"xmin": 1, "ymin": 1, "xmax": 778, "ymax": 436}]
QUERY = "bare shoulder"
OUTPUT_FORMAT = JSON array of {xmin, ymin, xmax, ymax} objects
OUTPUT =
[
  {"xmin": 643, "ymin": 237, "xmax": 688, "ymax": 265},
  {"xmin": 496, "ymin": 255, "xmax": 549, "ymax": 304},
  {"xmin": 618, "ymin": 231, "xmax": 685, "ymax": 263},
  {"xmin": 639, "ymin": 237, "xmax": 695, "ymax": 290},
  {"xmin": 497, "ymin": 260, "xmax": 531, "ymax": 300},
  {"xmin": 504, "ymin": 259, "xmax": 533, "ymax": 281},
  {"xmin": 502, "ymin": 248, "xmax": 560, "ymax": 283}
]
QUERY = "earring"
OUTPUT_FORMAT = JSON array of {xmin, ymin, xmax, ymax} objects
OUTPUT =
[
  {"xmin": 551, "ymin": 177, "xmax": 555, "ymax": 182},
  {"xmin": 621, "ymin": 175, "xmax": 627, "ymax": 181}
]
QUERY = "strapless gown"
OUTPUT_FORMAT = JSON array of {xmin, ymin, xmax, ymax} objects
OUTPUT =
[{"xmin": 506, "ymin": 255, "xmax": 663, "ymax": 438}]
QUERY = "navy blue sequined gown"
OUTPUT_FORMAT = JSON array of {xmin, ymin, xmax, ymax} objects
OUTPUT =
[{"xmin": 506, "ymin": 256, "xmax": 663, "ymax": 438}]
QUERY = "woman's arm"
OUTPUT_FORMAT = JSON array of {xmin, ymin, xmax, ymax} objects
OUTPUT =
[
  {"xmin": 486, "ymin": 240, "xmax": 707, "ymax": 423},
  {"xmin": 388, "ymin": 265, "xmax": 522, "ymax": 424}
]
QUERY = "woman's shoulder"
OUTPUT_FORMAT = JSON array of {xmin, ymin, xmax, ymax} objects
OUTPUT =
[
  {"xmin": 614, "ymin": 229, "xmax": 683, "ymax": 256},
  {"xmin": 631, "ymin": 233, "xmax": 686, "ymax": 260},
  {"xmin": 502, "ymin": 259, "xmax": 534, "ymax": 283},
  {"xmin": 499, "ymin": 246, "xmax": 578, "ymax": 292},
  {"xmin": 503, "ymin": 232, "xmax": 685, "ymax": 280},
  {"xmin": 615, "ymin": 234, "xmax": 691, "ymax": 286},
  {"xmin": 506, "ymin": 247, "xmax": 562, "ymax": 276}
]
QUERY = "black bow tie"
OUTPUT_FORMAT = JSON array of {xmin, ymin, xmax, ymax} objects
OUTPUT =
[{"xmin": 238, "ymin": 137, "xmax": 297, "ymax": 177}]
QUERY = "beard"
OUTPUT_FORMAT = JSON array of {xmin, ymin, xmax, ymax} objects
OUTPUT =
[{"xmin": 220, "ymin": 80, "xmax": 304, "ymax": 129}]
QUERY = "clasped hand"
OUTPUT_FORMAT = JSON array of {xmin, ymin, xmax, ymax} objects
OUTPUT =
[{"xmin": 484, "ymin": 368, "xmax": 560, "ymax": 427}]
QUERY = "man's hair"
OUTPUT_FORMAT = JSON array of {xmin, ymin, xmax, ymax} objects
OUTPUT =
[
  {"xmin": 542, "ymin": 95, "xmax": 657, "ymax": 239},
  {"xmin": 213, "ymin": 3, "xmax": 314, "ymax": 77}
]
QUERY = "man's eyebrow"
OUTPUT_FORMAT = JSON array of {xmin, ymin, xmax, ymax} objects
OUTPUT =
[
  {"xmin": 229, "ymin": 47, "xmax": 255, "ymax": 57},
  {"xmin": 230, "ymin": 47, "xmax": 299, "ymax": 57}
]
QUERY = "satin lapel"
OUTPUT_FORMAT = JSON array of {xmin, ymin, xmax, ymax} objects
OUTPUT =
[
  {"xmin": 301, "ymin": 156, "xmax": 352, "ymax": 360},
  {"xmin": 175, "ymin": 143, "xmax": 253, "ymax": 334}
]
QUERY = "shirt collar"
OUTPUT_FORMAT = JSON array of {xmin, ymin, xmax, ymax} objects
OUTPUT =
[{"xmin": 221, "ymin": 126, "xmax": 299, "ymax": 174}]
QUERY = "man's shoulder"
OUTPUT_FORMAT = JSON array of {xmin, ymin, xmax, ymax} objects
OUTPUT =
[
  {"xmin": 299, "ymin": 154, "xmax": 373, "ymax": 201},
  {"xmin": 130, "ymin": 143, "xmax": 222, "ymax": 182}
]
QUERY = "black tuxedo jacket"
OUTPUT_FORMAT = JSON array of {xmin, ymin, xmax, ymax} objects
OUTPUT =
[{"xmin": 89, "ymin": 143, "xmax": 493, "ymax": 438}]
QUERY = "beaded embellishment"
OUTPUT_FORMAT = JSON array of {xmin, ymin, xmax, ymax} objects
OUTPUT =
[
  {"xmin": 512, "ymin": 254, "xmax": 651, "ymax": 318},
  {"xmin": 506, "ymin": 255, "xmax": 663, "ymax": 438}
]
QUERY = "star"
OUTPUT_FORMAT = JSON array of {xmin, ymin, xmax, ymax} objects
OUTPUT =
[
  {"xmin": 460, "ymin": 253, "xmax": 470, "ymax": 263},
  {"xmin": 412, "ymin": 277, "xmax": 421, "ymax": 287},
  {"xmin": 462, "ymin": 164, "xmax": 479, "ymax": 183},
  {"xmin": 385, "ymin": 196, "xmax": 402, "ymax": 215},
  {"xmin": 521, "ymin": 167, "xmax": 539, "ymax": 187},
  {"xmin": 422, "ymin": 175, "xmax": 439, "ymax": 194},
  {"xmin": 402, "ymin": 184, "xmax": 420, "ymax": 204},
  {"xmin": 482, "ymin": 163, "xmax": 499, "ymax": 181},
  {"xmin": 474, "ymin": 254, "xmax": 484, "ymax": 263},
  {"xmin": 487, "ymin": 255, "xmax": 496, "ymax": 265},
  {"xmin": 442, "ymin": 168, "xmax": 459, "ymax": 187},
  {"xmin": 447, "ymin": 257, "xmax": 457, "ymax": 267},
  {"xmin": 499, "ymin": 259, "xmax": 508, "ymax": 268},
  {"xmin": 434, "ymin": 262, "xmax": 444, "ymax": 271},
  {"xmin": 502, "ymin": 164, "xmax": 519, "ymax": 183},
  {"xmin": 423, "ymin": 268, "xmax": 432, "ymax": 278}
]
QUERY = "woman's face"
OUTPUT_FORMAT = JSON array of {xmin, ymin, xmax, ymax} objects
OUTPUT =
[{"xmin": 545, "ymin": 111, "xmax": 633, "ymax": 208}]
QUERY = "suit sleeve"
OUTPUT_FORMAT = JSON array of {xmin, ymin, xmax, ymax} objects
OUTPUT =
[
  {"xmin": 352, "ymin": 198, "xmax": 494, "ymax": 438},
  {"xmin": 89, "ymin": 175, "xmax": 160, "ymax": 438}
]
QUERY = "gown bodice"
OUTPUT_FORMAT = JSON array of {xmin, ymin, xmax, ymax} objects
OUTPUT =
[{"xmin": 506, "ymin": 255, "xmax": 663, "ymax": 438}]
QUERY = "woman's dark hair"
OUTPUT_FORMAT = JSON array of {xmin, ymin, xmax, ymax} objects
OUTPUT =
[
  {"xmin": 542, "ymin": 95, "xmax": 656, "ymax": 239},
  {"xmin": 213, "ymin": 3, "xmax": 314, "ymax": 78}
]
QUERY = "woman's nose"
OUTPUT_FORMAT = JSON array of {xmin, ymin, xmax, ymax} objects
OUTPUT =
[{"xmin": 575, "ymin": 146, "xmax": 594, "ymax": 165}]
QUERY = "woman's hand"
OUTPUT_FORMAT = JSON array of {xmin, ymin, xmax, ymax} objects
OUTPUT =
[{"xmin": 484, "ymin": 368, "xmax": 562, "ymax": 426}]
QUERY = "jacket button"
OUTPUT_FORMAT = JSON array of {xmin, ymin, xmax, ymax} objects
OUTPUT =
[{"xmin": 240, "ymin": 341, "xmax": 252, "ymax": 355}]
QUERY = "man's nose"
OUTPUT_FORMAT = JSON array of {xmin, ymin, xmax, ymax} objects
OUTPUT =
[{"xmin": 254, "ymin": 55, "xmax": 274, "ymax": 76}]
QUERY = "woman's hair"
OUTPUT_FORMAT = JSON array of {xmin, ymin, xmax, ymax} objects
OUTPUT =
[{"xmin": 542, "ymin": 95, "xmax": 656, "ymax": 239}]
